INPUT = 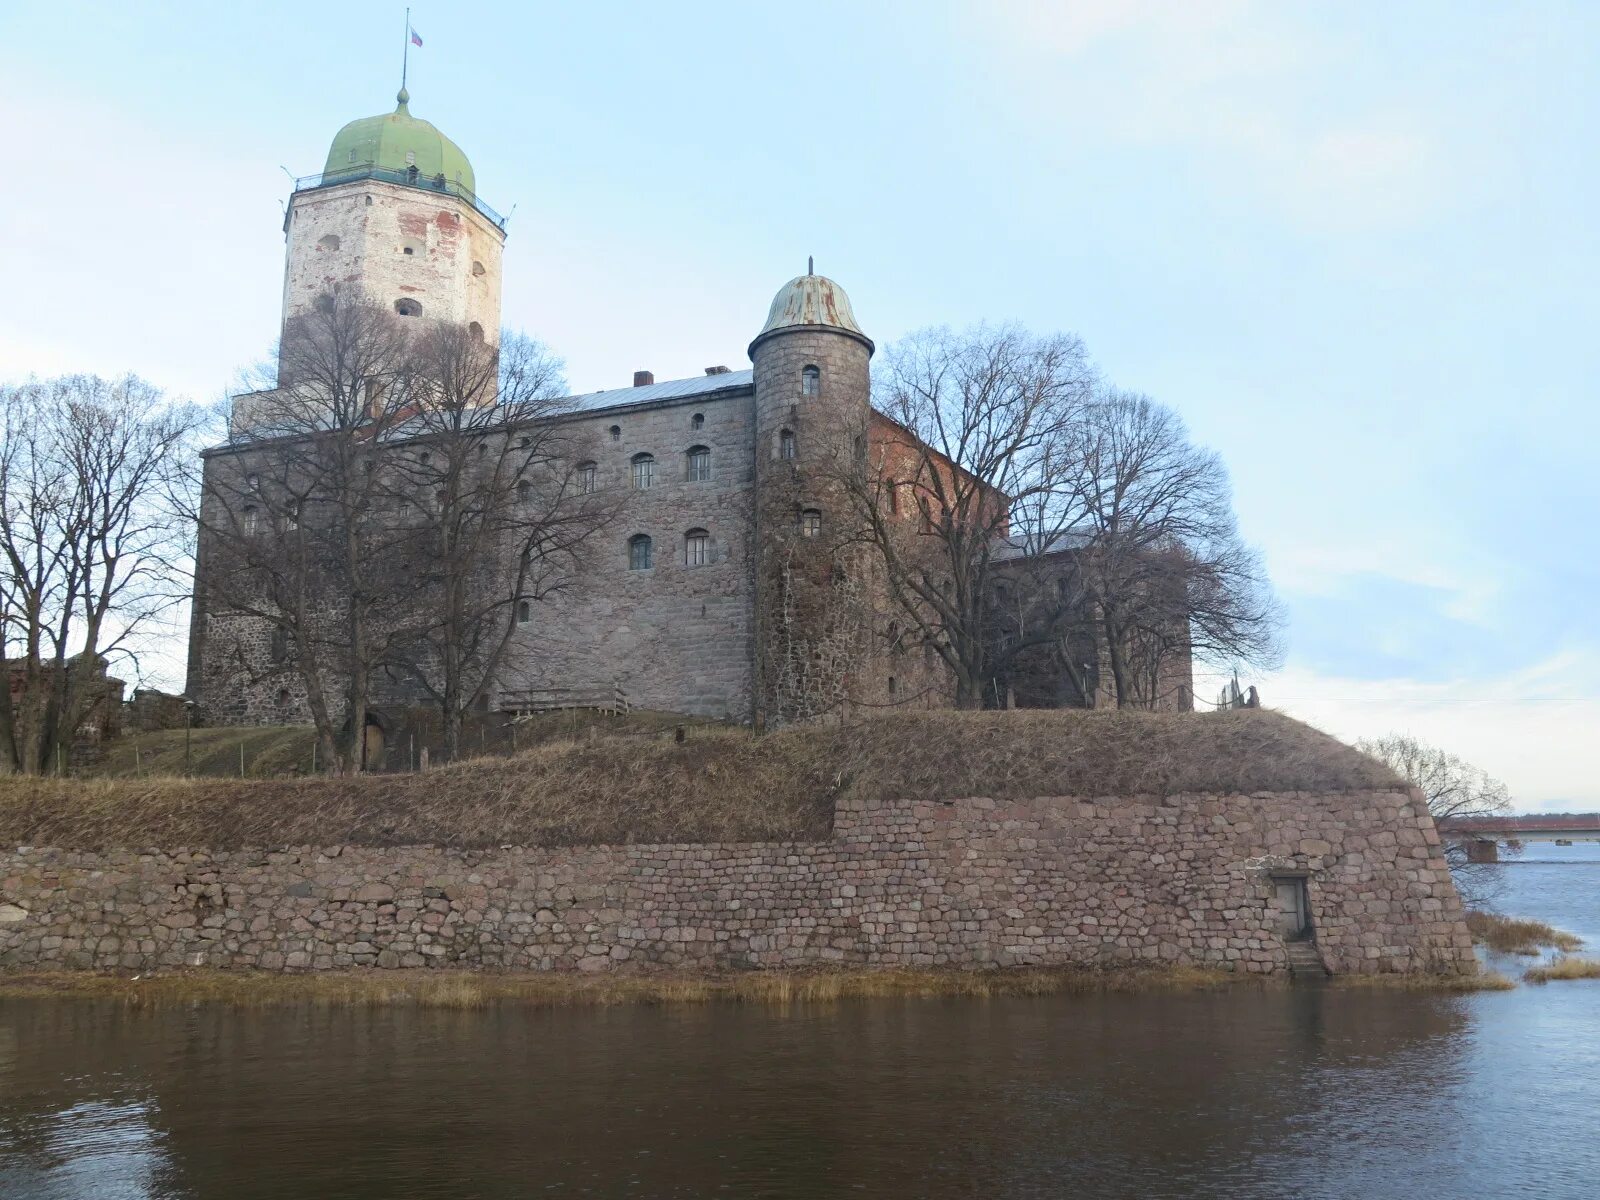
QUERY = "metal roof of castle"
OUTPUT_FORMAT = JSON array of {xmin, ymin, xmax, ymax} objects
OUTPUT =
[{"xmin": 563, "ymin": 369, "xmax": 754, "ymax": 414}]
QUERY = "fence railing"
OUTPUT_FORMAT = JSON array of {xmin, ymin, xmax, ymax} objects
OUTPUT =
[
  {"xmin": 293, "ymin": 166, "xmax": 507, "ymax": 228},
  {"xmin": 500, "ymin": 681, "xmax": 630, "ymax": 720}
]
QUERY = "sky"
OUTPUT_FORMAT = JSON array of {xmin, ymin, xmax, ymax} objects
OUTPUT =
[{"xmin": 2, "ymin": 1, "xmax": 1595, "ymax": 808}]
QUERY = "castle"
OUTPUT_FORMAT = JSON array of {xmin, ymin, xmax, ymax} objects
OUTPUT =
[{"xmin": 187, "ymin": 89, "xmax": 1191, "ymax": 745}]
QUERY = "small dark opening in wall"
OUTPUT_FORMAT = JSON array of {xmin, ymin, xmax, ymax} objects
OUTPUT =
[{"xmin": 276, "ymin": 688, "xmax": 291, "ymax": 706}]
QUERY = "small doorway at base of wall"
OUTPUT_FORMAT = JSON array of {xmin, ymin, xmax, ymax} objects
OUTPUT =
[{"xmin": 1272, "ymin": 874, "xmax": 1312, "ymax": 942}]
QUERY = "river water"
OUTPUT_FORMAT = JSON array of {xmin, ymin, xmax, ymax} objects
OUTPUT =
[{"xmin": 3, "ymin": 846, "xmax": 1598, "ymax": 1199}]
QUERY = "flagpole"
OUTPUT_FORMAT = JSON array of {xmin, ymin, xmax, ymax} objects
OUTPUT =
[{"xmin": 402, "ymin": 6, "xmax": 410, "ymax": 92}]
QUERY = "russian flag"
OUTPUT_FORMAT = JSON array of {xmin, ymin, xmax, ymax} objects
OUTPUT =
[{"xmin": 409, "ymin": 26, "xmax": 423, "ymax": 47}]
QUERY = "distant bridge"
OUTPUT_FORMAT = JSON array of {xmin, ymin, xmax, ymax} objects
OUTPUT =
[{"xmin": 1437, "ymin": 816, "xmax": 1600, "ymax": 862}]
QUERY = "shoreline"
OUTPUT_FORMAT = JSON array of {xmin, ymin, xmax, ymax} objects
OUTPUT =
[{"xmin": 0, "ymin": 964, "xmax": 1509, "ymax": 1008}]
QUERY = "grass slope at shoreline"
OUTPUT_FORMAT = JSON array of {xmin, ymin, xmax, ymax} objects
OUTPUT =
[
  {"xmin": 0, "ymin": 964, "xmax": 1514, "ymax": 1007},
  {"xmin": 1465, "ymin": 911, "xmax": 1584, "ymax": 955},
  {"xmin": 0, "ymin": 710, "xmax": 1402, "ymax": 851}
]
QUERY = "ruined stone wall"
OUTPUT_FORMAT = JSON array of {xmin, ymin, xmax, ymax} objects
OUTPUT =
[{"xmin": 0, "ymin": 788, "xmax": 1476, "ymax": 977}]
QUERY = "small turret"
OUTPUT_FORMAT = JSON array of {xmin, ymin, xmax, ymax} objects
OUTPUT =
[{"xmin": 749, "ymin": 265, "xmax": 873, "ymax": 726}]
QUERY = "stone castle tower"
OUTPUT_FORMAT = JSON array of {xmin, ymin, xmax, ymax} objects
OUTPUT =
[
  {"xmin": 277, "ymin": 88, "xmax": 505, "ymax": 365},
  {"xmin": 748, "ymin": 272, "xmax": 876, "ymax": 726}
]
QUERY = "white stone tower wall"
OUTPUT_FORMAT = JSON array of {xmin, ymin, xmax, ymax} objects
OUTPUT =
[{"xmin": 282, "ymin": 180, "xmax": 505, "ymax": 345}]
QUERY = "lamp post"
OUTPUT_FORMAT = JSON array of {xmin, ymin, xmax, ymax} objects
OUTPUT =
[{"xmin": 183, "ymin": 697, "xmax": 195, "ymax": 774}]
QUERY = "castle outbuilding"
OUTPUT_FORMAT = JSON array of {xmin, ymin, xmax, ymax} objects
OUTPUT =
[{"xmin": 189, "ymin": 91, "xmax": 1190, "ymax": 739}]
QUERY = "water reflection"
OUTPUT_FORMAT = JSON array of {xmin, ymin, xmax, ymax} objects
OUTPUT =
[{"xmin": 0, "ymin": 848, "xmax": 1595, "ymax": 1198}]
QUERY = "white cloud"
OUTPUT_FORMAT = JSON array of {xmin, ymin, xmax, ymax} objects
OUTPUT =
[
  {"xmin": 1259, "ymin": 648, "xmax": 1600, "ymax": 810},
  {"xmin": 970, "ymin": 1, "xmax": 1447, "ymax": 232}
]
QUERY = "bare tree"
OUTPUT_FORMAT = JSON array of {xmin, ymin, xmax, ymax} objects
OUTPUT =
[
  {"xmin": 1063, "ymin": 388, "xmax": 1282, "ymax": 707},
  {"xmin": 0, "ymin": 376, "xmax": 199, "ymax": 774},
  {"xmin": 193, "ymin": 294, "xmax": 417, "ymax": 772},
  {"xmin": 826, "ymin": 324, "xmax": 1096, "ymax": 708},
  {"xmin": 380, "ymin": 326, "xmax": 618, "ymax": 761},
  {"xmin": 1357, "ymin": 733, "xmax": 1516, "ymax": 905}
]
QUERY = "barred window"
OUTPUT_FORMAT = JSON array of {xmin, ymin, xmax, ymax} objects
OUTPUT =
[
  {"xmin": 686, "ymin": 445, "xmax": 711, "ymax": 482},
  {"xmin": 629, "ymin": 534, "xmax": 653, "ymax": 570},
  {"xmin": 631, "ymin": 453, "xmax": 656, "ymax": 489},
  {"xmin": 685, "ymin": 529, "xmax": 711, "ymax": 567}
]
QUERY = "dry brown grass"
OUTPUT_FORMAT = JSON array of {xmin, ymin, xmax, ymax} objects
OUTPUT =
[
  {"xmin": 0, "ymin": 709, "xmax": 1398, "ymax": 851},
  {"xmin": 1523, "ymin": 957, "xmax": 1600, "ymax": 984},
  {"xmin": 1332, "ymin": 970, "xmax": 1517, "ymax": 993},
  {"xmin": 1465, "ymin": 910, "xmax": 1583, "ymax": 955},
  {"xmin": 0, "ymin": 964, "xmax": 1257, "ymax": 1009}
]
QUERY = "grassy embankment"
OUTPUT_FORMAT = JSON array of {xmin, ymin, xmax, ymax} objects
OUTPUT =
[
  {"xmin": 0, "ymin": 964, "xmax": 1262, "ymax": 1008},
  {"xmin": 3, "ymin": 708, "xmax": 1401, "ymax": 850}
]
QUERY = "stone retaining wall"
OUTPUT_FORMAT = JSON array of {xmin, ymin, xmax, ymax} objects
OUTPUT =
[{"xmin": 0, "ymin": 788, "xmax": 1477, "ymax": 976}]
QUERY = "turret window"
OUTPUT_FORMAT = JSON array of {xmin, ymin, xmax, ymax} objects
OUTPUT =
[
  {"xmin": 628, "ymin": 534, "xmax": 653, "ymax": 571},
  {"xmin": 685, "ymin": 529, "xmax": 711, "ymax": 567},
  {"xmin": 469, "ymin": 322, "xmax": 484, "ymax": 342},
  {"xmin": 317, "ymin": 234, "xmax": 341, "ymax": 251},
  {"xmin": 799, "ymin": 509, "xmax": 822, "ymax": 538},
  {"xmin": 394, "ymin": 298, "xmax": 422, "ymax": 317},
  {"xmin": 472, "ymin": 261, "xmax": 486, "ymax": 277},
  {"xmin": 779, "ymin": 429, "xmax": 797, "ymax": 460},
  {"xmin": 801, "ymin": 365, "xmax": 821, "ymax": 396},
  {"xmin": 686, "ymin": 446, "xmax": 711, "ymax": 482},
  {"xmin": 631, "ymin": 453, "xmax": 656, "ymax": 489}
]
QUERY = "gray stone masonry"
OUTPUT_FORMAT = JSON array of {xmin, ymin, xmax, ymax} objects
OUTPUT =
[{"xmin": 0, "ymin": 787, "xmax": 1477, "ymax": 976}]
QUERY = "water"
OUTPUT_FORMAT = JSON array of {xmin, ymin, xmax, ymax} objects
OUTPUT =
[{"xmin": 3, "ymin": 848, "xmax": 1598, "ymax": 1199}]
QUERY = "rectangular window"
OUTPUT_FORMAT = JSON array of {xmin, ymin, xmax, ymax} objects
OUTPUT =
[
  {"xmin": 579, "ymin": 464, "xmax": 597, "ymax": 494},
  {"xmin": 685, "ymin": 533, "xmax": 710, "ymax": 566},
  {"xmin": 632, "ymin": 457, "xmax": 656, "ymax": 489}
]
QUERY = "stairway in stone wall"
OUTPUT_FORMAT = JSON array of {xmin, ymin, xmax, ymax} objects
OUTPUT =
[{"xmin": 1285, "ymin": 940, "xmax": 1329, "ymax": 980}]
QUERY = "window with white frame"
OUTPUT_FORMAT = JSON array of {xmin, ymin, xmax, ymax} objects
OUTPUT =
[
  {"xmin": 578, "ymin": 461, "xmax": 597, "ymax": 493},
  {"xmin": 684, "ymin": 529, "xmax": 711, "ymax": 566},
  {"xmin": 801, "ymin": 365, "xmax": 820, "ymax": 396},
  {"xmin": 779, "ymin": 428, "xmax": 796, "ymax": 460},
  {"xmin": 631, "ymin": 453, "xmax": 656, "ymax": 489},
  {"xmin": 686, "ymin": 445, "xmax": 711, "ymax": 482},
  {"xmin": 799, "ymin": 509, "xmax": 822, "ymax": 538}
]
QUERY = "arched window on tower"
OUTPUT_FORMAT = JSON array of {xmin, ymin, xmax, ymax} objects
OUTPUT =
[
  {"xmin": 628, "ymin": 534, "xmax": 653, "ymax": 571},
  {"xmin": 631, "ymin": 453, "xmax": 656, "ymax": 489},
  {"xmin": 691, "ymin": 412, "xmax": 705, "ymax": 430},
  {"xmin": 801, "ymin": 365, "xmax": 820, "ymax": 396},
  {"xmin": 779, "ymin": 429, "xmax": 797, "ymax": 460},
  {"xmin": 609, "ymin": 425, "xmax": 622, "ymax": 442}
]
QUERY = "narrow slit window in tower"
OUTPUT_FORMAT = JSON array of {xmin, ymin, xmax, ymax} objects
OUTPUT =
[{"xmin": 779, "ymin": 429, "xmax": 796, "ymax": 460}]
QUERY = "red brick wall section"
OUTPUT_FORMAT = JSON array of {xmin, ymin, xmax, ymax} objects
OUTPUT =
[{"xmin": 0, "ymin": 787, "xmax": 1476, "ymax": 976}]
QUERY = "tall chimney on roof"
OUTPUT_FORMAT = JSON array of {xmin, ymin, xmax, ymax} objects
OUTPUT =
[{"xmin": 633, "ymin": 370, "xmax": 654, "ymax": 388}]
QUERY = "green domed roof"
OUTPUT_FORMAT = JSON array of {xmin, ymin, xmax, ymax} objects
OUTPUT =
[{"xmin": 323, "ymin": 89, "xmax": 475, "ymax": 194}]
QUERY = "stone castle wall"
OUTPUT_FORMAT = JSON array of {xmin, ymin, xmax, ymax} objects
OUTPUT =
[{"xmin": 0, "ymin": 788, "xmax": 1476, "ymax": 977}]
